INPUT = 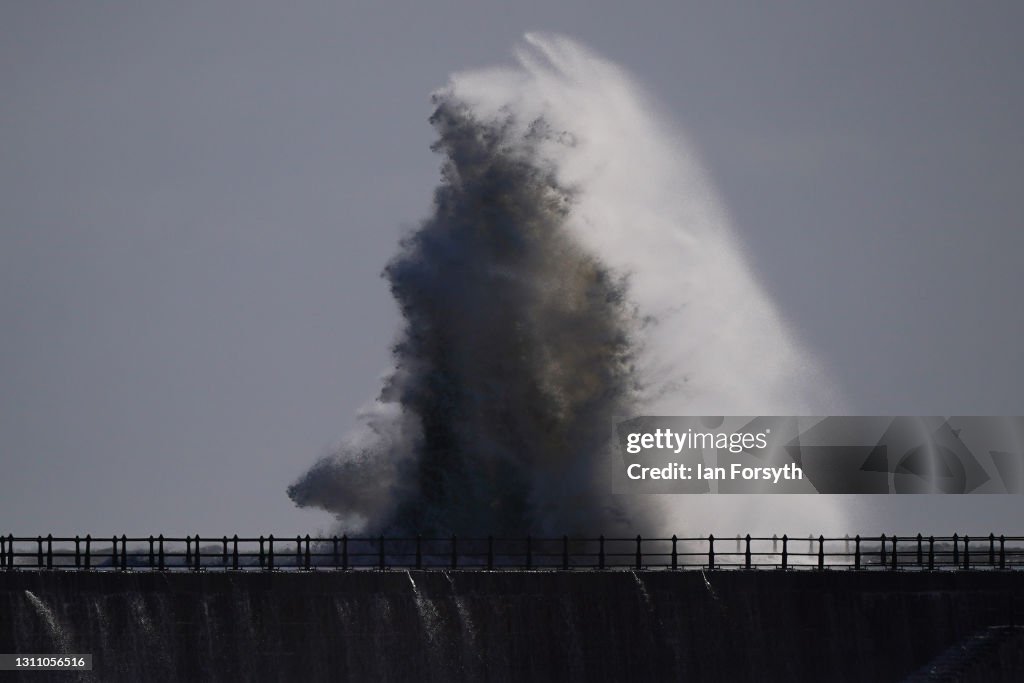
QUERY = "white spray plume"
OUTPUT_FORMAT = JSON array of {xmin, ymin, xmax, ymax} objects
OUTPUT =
[{"xmin": 289, "ymin": 33, "xmax": 847, "ymax": 537}]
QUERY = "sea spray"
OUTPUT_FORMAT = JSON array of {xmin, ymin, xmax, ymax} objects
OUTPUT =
[
  {"xmin": 441, "ymin": 571, "xmax": 481, "ymax": 674},
  {"xmin": 289, "ymin": 33, "xmax": 846, "ymax": 537},
  {"xmin": 406, "ymin": 572, "xmax": 457, "ymax": 677},
  {"xmin": 407, "ymin": 572, "xmax": 443, "ymax": 642},
  {"xmin": 24, "ymin": 590, "xmax": 71, "ymax": 653},
  {"xmin": 631, "ymin": 570, "xmax": 654, "ymax": 612}
]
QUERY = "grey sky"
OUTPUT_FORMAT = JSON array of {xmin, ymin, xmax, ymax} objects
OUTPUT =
[{"xmin": 2, "ymin": 2, "xmax": 1022, "ymax": 536}]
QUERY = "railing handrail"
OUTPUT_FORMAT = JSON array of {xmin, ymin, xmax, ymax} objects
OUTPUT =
[{"xmin": 3, "ymin": 533, "xmax": 1023, "ymax": 573}]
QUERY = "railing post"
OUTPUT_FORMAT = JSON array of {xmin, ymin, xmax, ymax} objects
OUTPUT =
[
  {"xmin": 953, "ymin": 534, "xmax": 959, "ymax": 567},
  {"xmin": 880, "ymin": 534, "xmax": 886, "ymax": 568},
  {"xmin": 75, "ymin": 536, "xmax": 81, "ymax": 569},
  {"xmin": 185, "ymin": 536, "xmax": 192, "ymax": 568},
  {"xmin": 259, "ymin": 535, "xmax": 266, "ymax": 569},
  {"xmin": 817, "ymin": 535, "xmax": 824, "ymax": 570},
  {"xmin": 525, "ymin": 535, "xmax": 532, "ymax": 570},
  {"xmin": 37, "ymin": 536, "xmax": 43, "ymax": 569},
  {"xmin": 157, "ymin": 535, "xmax": 164, "ymax": 571},
  {"xmin": 232, "ymin": 535, "xmax": 239, "ymax": 570},
  {"xmin": 296, "ymin": 536, "xmax": 302, "ymax": 568},
  {"xmin": 916, "ymin": 534, "xmax": 923, "ymax": 566},
  {"xmin": 379, "ymin": 534, "xmax": 385, "ymax": 570},
  {"xmin": 268, "ymin": 535, "xmax": 275, "ymax": 571},
  {"xmin": 671, "ymin": 535, "xmax": 678, "ymax": 571},
  {"xmin": 305, "ymin": 534, "xmax": 311, "ymax": 570},
  {"xmin": 110, "ymin": 535, "xmax": 116, "ymax": 569},
  {"xmin": 600, "ymin": 535, "xmax": 606, "ymax": 570},
  {"xmin": 928, "ymin": 536, "xmax": 935, "ymax": 570},
  {"xmin": 341, "ymin": 535, "xmax": 348, "ymax": 570},
  {"xmin": 855, "ymin": 535, "xmax": 861, "ymax": 570},
  {"xmin": 195, "ymin": 535, "xmax": 202, "ymax": 571},
  {"xmin": 781, "ymin": 535, "xmax": 788, "ymax": 570},
  {"xmin": 635, "ymin": 535, "xmax": 642, "ymax": 570},
  {"xmin": 148, "ymin": 536, "xmax": 154, "ymax": 569},
  {"xmin": 332, "ymin": 536, "xmax": 339, "ymax": 569},
  {"xmin": 564, "ymin": 535, "xmax": 570, "ymax": 570},
  {"xmin": 745, "ymin": 534, "xmax": 752, "ymax": 570},
  {"xmin": 451, "ymin": 534, "xmax": 457, "ymax": 570},
  {"xmin": 963, "ymin": 535, "xmax": 970, "ymax": 570},
  {"xmin": 891, "ymin": 535, "xmax": 898, "ymax": 571},
  {"xmin": 85, "ymin": 534, "xmax": 91, "ymax": 570},
  {"xmin": 708, "ymin": 535, "xmax": 714, "ymax": 570},
  {"xmin": 222, "ymin": 536, "xmax": 228, "ymax": 567},
  {"xmin": 1000, "ymin": 535, "xmax": 1006, "ymax": 570},
  {"xmin": 121, "ymin": 534, "xmax": 127, "ymax": 570},
  {"xmin": 989, "ymin": 533, "xmax": 996, "ymax": 567},
  {"xmin": 487, "ymin": 536, "xmax": 494, "ymax": 571},
  {"xmin": 47, "ymin": 534, "xmax": 53, "ymax": 570}
]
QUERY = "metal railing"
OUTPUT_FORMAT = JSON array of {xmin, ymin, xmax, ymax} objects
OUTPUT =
[{"xmin": 2, "ymin": 533, "xmax": 1023, "ymax": 572}]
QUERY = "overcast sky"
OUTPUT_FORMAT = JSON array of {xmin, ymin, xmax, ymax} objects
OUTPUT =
[{"xmin": 2, "ymin": 2, "xmax": 1022, "ymax": 536}]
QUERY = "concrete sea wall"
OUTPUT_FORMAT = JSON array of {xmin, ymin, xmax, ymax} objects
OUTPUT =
[{"xmin": 2, "ymin": 570, "xmax": 1023, "ymax": 682}]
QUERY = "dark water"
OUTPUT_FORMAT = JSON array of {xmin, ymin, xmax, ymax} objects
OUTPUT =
[
  {"xmin": 3, "ymin": 570, "xmax": 1024, "ymax": 682},
  {"xmin": 286, "ymin": 95, "xmax": 647, "ymax": 538}
]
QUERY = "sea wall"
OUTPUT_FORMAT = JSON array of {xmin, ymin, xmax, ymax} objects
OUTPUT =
[{"xmin": 3, "ymin": 570, "xmax": 1023, "ymax": 682}]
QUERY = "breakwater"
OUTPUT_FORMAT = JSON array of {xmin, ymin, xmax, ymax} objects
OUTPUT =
[{"xmin": 3, "ymin": 570, "xmax": 1024, "ymax": 681}]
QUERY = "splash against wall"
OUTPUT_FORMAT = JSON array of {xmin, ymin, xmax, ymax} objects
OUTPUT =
[{"xmin": 288, "ymin": 34, "xmax": 842, "ymax": 536}]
